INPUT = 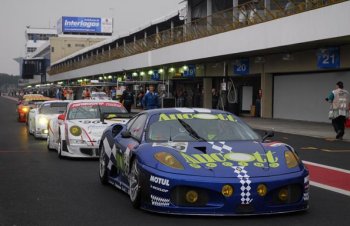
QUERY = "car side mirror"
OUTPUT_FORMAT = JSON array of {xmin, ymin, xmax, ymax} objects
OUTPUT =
[
  {"xmin": 262, "ymin": 130, "xmax": 274, "ymax": 142},
  {"xmin": 121, "ymin": 131, "xmax": 132, "ymax": 138},
  {"xmin": 58, "ymin": 114, "xmax": 65, "ymax": 121}
]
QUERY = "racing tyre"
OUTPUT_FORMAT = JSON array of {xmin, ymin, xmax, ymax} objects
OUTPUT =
[
  {"xmin": 129, "ymin": 159, "xmax": 141, "ymax": 208},
  {"xmin": 27, "ymin": 121, "xmax": 32, "ymax": 135},
  {"xmin": 99, "ymin": 144, "xmax": 108, "ymax": 185},
  {"xmin": 47, "ymin": 136, "xmax": 54, "ymax": 151},
  {"xmin": 57, "ymin": 136, "xmax": 63, "ymax": 159}
]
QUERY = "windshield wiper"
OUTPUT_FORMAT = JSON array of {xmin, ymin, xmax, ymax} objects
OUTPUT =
[{"xmin": 177, "ymin": 118, "xmax": 207, "ymax": 142}]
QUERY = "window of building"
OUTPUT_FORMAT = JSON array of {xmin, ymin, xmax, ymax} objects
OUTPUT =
[
  {"xmin": 27, "ymin": 47, "xmax": 37, "ymax": 53},
  {"xmin": 75, "ymin": 43, "xmax": 85, "ymax": 47},
  {"xmin": 67, "ymin": 44, "xmax": 71, "ymax": 47}
]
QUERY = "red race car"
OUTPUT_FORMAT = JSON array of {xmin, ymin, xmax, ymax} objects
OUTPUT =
[{"xmin": 17, "ymin": 94, "xmax": 53, "ymax": 122}]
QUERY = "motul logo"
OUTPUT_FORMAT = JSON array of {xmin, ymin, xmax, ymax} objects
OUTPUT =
[{"xmin": 150, "ymin": 175, "xmax": 169, "ymax": 187}]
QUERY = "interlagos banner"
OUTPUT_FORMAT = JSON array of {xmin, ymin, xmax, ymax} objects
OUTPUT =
[{"xmin": 58, "ymin": 16, "xmax": 113, "ymax": 34}]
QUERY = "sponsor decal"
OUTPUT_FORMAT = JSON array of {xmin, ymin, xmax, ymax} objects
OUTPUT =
[
  {"xmin": 159, "ymin": 113, "xmax": 236, "ymax": 122},
  {"xmin": 150, "ymin": 195, "xmax": 170, "ymax": 207},
  {"xmin": 70, "ymin": 102, "xmax": 122, "ymax": 109},
  {"xmin": 180, "ymin": 151, "xmax": 279, "ymax": 169},
  {"xmin": 78, "ymin": 120, "xmax": 101, "ymax": 124},
  {"xmin": 303, "ymin": 175, "xmax": 310, "ymax": 201},
  {"xmin": 150, "ymin": 175, "xmax": 170, "ymax": 187},
  {"xmin": 152, "ymin": 142, "xmax": 188, "ymax": 152},
  {"xmin": 150, "ymin": 185, "xmax": 169, "ymax": 193},
  {"xmin": 87, "ymin": 125, "xmax": 108, "ymax": 130}
]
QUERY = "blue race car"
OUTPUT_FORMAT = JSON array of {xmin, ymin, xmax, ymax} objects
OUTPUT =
[{"xmin": 99, "ymin": 108, "xmax": 309, "ymax": 215}]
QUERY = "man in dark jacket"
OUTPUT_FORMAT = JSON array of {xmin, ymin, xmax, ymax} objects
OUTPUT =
[{"xmin": 120, "ymin": 86, "xmax": 134, "ymax": 113}]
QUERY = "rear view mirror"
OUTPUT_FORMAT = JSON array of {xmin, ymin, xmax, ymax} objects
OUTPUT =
[
  {"xmin": 58, "ymin": 114, "xmax": 65, "ymax": 121},
  {"xmin": 121, "ymin": 131, "xmax": 132, "ymax": 138},
  {"xmin": 262, "ymin": 131, "xmax": 274, "ymax": 142}
]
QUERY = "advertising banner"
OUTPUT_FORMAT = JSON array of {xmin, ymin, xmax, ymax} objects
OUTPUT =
[{"xmin": 59, "ymin": 17, "xmax": 113, "ymax": 34}]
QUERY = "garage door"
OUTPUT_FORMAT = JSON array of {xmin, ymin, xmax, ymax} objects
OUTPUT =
[{"xmin": 273, "ymin": 71, "xmax": 350, "ymax": 122}]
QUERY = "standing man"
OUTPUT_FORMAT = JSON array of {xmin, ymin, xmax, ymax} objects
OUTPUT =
[
  {"xmin": 142, "ymin": 84, "xmax": 160, "ymax": 110},
  {"xmin": 212, "ymin": 88, "xmax": 219, "ymax": 109},
  {"xmin": 111, "ymin": 87, "xmax": 117, "ymax": 100},
  {"xmin": 120, "ymin": 86, "xmax": 134, "ymax": 113},
  {"xmin": 326, "ymin": 81, "xmax": 350, "ymax": 140}
]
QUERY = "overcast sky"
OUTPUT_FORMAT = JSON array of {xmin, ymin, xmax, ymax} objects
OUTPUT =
[{"xmin": 0, "ymin": 0, "xmax": 185, "ymax": 75}]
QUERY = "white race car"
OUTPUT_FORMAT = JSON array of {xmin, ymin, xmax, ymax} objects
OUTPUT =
[
  {"xmin": 91, "ymin": 91, "xmax": 111, "ymax": 100},
  {"xmin": 28, "ymin": 100, "xmax": 70, "ymax": 139},
  {"xmin": 47, "ymin": 100, "xmax": 130, "ymax": 158}
]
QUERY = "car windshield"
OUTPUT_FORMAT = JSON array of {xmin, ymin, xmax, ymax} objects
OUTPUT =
[
  {"xmin": 39, "ymin": 102, "xmax": 68, "ymax": 114},
  {"xmin": 147, "ymin": 113, "xmax": 260, "ymax": 142},
  {"xmin": 92, "ymin": 92, "xmax": 108, "ymax": 98},
  {"xmin": 67, "ymin": 102, "xmax": 127, "ymax": 120}
]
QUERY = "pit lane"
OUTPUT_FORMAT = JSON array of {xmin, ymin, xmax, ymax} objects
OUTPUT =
[{"xmin": 0, "ymin": 96, "xmax": 349, "ymax": 226}]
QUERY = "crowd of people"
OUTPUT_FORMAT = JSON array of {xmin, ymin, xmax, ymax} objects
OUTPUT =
[{"xmin": 7, "ymin": 81, "xmax": 349, "ymax": 138}]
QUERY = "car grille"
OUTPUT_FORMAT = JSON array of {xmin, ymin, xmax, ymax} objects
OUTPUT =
[
  {"xmin": 170, "ymin": 186, "xmax": 209, "ymax": 207},
  {"xmin": 270, "ymin": 184, "xmax": 303, "ymax": 205},
  {"xmin": 235, "ymin": 204, "xmax": 255, "ymax": 214},
  {"xmin": 80, "ymin": 148, "xmax": 96, "ymax": 156}
]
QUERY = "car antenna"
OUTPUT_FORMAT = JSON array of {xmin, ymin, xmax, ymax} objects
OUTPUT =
[{"xmin": 169, "ymin": 126, "xmax": 172, "ymax": 142}]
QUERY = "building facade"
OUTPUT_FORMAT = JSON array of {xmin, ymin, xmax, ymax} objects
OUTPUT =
[{"xmin": 44, "ymin": 0, "xmax": 350, "ymax": 122}]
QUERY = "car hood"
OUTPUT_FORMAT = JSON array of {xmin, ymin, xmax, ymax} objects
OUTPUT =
[
  {"xmin": 138, "ymin": 141, "xmax": 303, "ymax": 178},
  {"xmin": 37, "ymin": 114, "xmax": 59, "ymax": 120},
  {"xmin": 66, "ymin": 118, "xmax": 128, "ymax": 142}
]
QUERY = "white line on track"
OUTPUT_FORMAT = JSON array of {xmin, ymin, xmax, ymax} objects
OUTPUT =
[
  {"xmin": 310, "ymin": 181, "xmax": 350, "ymax": 197},
  {"xmin": 303, "ymin": 160, "xmax": 350, "ymax": 174}
]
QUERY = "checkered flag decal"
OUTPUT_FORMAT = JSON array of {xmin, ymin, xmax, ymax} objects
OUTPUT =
[
  {"xmin": 208, "ymin": 141, "xmax": 233, "ymax": 154},
  {"xmin": 208, "ymin": 142, "xmax": 253, "ymax": 204},
  {"xmin": 103, "ymin": 138, "xmax": 116, "ymax": 170},
  {"xmin": 151, "ymin": 195, "xmax": 170, "ymax": 207},
  {"xmin": 232, "ymin": 166, "xmax": 252, "ymax": 204}
]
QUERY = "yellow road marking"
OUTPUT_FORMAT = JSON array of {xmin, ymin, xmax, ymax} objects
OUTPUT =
[
  {"xmin": 320, "ymin": 149, "xmax": 350, "ymax": 153},
  {"xmin": 300, "ymin": 147, "xmax": 318, "ymax": 150}
]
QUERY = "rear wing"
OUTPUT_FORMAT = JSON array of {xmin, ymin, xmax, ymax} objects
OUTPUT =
[{"xmin": 100, "ymin": 112, "xmax": 136, "ymax": 124}]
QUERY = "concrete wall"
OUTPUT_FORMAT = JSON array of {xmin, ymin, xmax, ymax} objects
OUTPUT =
[{"xmin": 50, "ymin": 37, "xmax": 104, "ymax": 64}]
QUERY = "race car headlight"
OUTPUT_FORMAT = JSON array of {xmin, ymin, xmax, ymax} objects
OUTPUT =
[
  {"xmin": 70, "ymin": 126, "xmax": 82, "ymax": 136},
  {"xmin": 285, "ymin": 150, "xmax": 300, "ymax": 168},
  {"xmin": 222, "ymin": 185, "xmax": 234, "ymax": 197},
  {"xmin": 185, "ymin": 190, "xmax": 198, "ymax": 203},
  {"xmin": 257, "ymin": 184, "xmax": 268, "ymax": 197},
  {"xmin": 22, "ymin": 107, "xmax": 29, "ymax": 113},
  {"xmin": 154, "ymin": 152, "xmax": 184, "ymax": 170},
  {"xmin": 39, "ymin": 117, "xmax": 48, "ymax": 125},
  {"xmin": 278, "ymin": 188, "xmax": 289, "ymax": 202}
]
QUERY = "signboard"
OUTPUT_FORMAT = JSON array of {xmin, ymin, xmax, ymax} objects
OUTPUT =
[
  {"xmin": 151, "ymin": 70, "xmax": 160, "ymax": 81},
  {"xmin": 58, "ymin": 17, "xmax": 113, "ymax": 34},
  {"xmin": 183, "ymin": 65, "xmax": 196, "ymax": 77},
  {"xmin": 317, "ymin": 47, "xmax": 340, "ymax": 69},
  {"xmin": 234, "ymin": 58, "xmax": 249, "ymax": 75}
]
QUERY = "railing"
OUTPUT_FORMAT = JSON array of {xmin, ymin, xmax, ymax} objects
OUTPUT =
[{"xmin": 49, "ymin": 0, "xmax": 347, "ymax": 75}]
